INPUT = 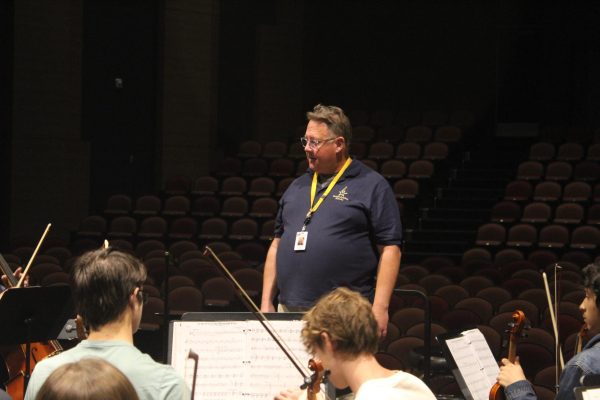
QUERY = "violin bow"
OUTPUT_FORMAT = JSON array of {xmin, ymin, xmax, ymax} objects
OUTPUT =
[
  {"xmin": 542, "ymin": 266, "xmax": 565, "ymax": 392},
  {"xmin": 203, "ymin": 246, "xmax": 329, "ymax": 398},
  {"xmin": 187, "ymin": 349, "xmax": 199, "ymax": 400},
  {"xmin": 17, "ymin": 223, "xmax": 52, "ymax": 288}
]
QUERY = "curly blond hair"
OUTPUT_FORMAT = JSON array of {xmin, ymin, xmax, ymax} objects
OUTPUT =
[{"xmin": 301, "ymin": 287, "xmax": 378, "ymax": 359}]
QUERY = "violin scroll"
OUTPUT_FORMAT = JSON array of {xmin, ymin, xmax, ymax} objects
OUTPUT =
[{"xmin": 304, "ymin": 358, "xmax": 325, "ymax": 400}]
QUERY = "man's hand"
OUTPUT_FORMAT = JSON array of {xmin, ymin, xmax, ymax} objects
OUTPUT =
[
  {"xmin": 372, "ymin": 304, "xmax": 389, "ymax": 338},
  {"xmin": 274, "ymin": 388, "xmax": 303, "ymax": 400},
  {"xmin": 497, "ymin": 357, "xmax": 527, "ymax": 388},
  {"xmin": 1, "ymin": 266, "xmax": 28, "ymax": 288},
  {"xmin": 372, "ymin": 244, "xmax": 400, "ymax": 339},
  {"xmin": 261, "ymin": 301, "xmax": 276, "ymax": 313}
]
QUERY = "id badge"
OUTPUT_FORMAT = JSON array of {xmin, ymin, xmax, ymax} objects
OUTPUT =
[{"xmin": 294, "ymin": 231, "xmax": 308, "ymax": 251}]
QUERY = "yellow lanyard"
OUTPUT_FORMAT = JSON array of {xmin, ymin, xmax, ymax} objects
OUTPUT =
[{"xmin": 303, "ymin": 157, "xmax": 352, "ymax": 230}]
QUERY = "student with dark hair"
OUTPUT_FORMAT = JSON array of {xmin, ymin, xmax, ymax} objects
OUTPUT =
[
  {"xmin": 35, "ymin": 358, "xmax": 139, "ymax": 400},
  {"xmin": 24, "ymin": 248, "xmax": 189, "ymax": 400},
  {"xmin": 496, "ymin": 262, "xmax": 600, "ymax": 400}
]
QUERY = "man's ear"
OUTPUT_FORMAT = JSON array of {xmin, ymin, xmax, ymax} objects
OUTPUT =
[
  {"xmin": 335, "ymin": 137, "xmax": 345, "ymax": 154},
  {"xmin": 320, "ymin": 331, "xmax": 335, "ymax": 353},
  {"xmin": 130, "ymin": 287, "xmax": 141, "ymax": 307}
]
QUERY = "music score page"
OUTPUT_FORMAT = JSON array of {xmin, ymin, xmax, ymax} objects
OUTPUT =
[
  {"xmin": 445, "ymin": 328, "xmax": 500, "ymax": 400},
  {"xmin": 171, "ymin": 320, "xmax": 314, "ymax": 400}
]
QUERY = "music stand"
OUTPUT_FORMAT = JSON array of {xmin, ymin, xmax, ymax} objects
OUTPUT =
[{"xmin": 0, "ymin": 285, "xmax": 73, "ymax": 392}]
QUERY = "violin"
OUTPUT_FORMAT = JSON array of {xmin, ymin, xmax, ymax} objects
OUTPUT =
[
  {"xmin": 305, "ymin": 359, "xmax": 325, "ymax": 400},
  {"xmin": 489, "ymin": 310, "xmax": 526, "ymax": 400},
  {"xmin": 202, "ymin": 246, "xmax": 328, "ymax": 399},
  {"xmin": 0, "ymin": 224, "xmax": 63, "ymax": 399}
]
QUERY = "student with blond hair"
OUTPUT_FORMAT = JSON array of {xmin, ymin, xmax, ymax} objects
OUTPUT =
[{"xmin": 275, "ymin": 287, "xmax": 435, "ymax": 400}]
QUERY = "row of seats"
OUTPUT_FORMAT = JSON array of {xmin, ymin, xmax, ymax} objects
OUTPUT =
[
  {"xmin": 236, "ymin": 130, "xmax": 461, "ymax": 161},
  {"xmin": 504, "ymin": 180, "xmax": 599, "ymax": 203},
  {"xmin": 404, "ymin": 250, "xmax": 586, "ymax": 286},
  {"xmin": 140, "ymin": 271, "xmax": 263, "ymax": 331},
  {"xmin": 77, "ymin": 215, "xmax": 278, "ymax": 245},
  {"xmin": 116, "ymin": 177, "xmax": 599, "ymax": 221},
  {"xmin": 475, "ymin": 223, "xmax": 599, "ymax": 249},
  {"xmin": 538, "ymin": 125, "xmax": 600, "ymax": 143},
  {"xmin": 212, "ymin": 153, "xmax": 445, "ymax": 182},
  {"xmin": 351, "ymin": 141, "xmax": 452, "ymax": 161},
  {"xmin": 392, "ymin": 276, "xmax": 582, "ymax": 339},
  {"xmin": 102, "ymin": 195, "xmax": 279, "ymax": 220},
  {"xmin": 515, "ymin": 160, "xmax": 599, "ymax": 182},
  {"xmin": 5, "ymin": 238, "xmax": 265, "ymax": 283},
  {"xmin": 346, "ymin": 109, "xmax": 474, "ymax": 130},
  {"xmin": 463, "ymin": 247, "xmax": 597, "ymax": 268},
  {"xmin": 491, "ymin": 201, "xmax": 600, "ymax": 225},
  {"xmin": 291, "ymin": 123, "xmax": 464, "ymax": 145},
  {"xmin": 194, "ymin": 178, "xmax": 421, "ymax": 203},
  {"xmin": 352, "ymin": 125, "xmax": 463, "ymax": 144},
  {"xmin": 529, "ymin": 141, "xmax": 600, "ymax": 162}
]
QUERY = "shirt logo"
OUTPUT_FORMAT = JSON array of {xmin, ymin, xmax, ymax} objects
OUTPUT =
[{"xmin": 333, "ymin": 186, "xmax": 349, "ymax": 201}]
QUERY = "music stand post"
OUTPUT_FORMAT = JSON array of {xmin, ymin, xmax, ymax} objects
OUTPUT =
[
  {"xmin": 163, "ymin": 251, "xmax": 172, "ymax": 363},
  {"xmin": 0, "ymin": 286, "xmax": 73, "ymax": 392}
]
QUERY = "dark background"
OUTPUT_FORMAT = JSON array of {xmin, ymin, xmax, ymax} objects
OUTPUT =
[{"xmin": 1, "ymin": 0, "xmax": 599, "ymax": 248}]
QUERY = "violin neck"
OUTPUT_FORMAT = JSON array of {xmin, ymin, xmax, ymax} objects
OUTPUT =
[
  {"xmin": 49, "ymin": 339, "xmax": 63, "ymax": 353},
  {"xmin": 507, "ymin": 341, "xmax": 517, "ymax": 362},
  {"xmin": 0, "ymin": 254, "xmax": 18, "ymax": 287}
]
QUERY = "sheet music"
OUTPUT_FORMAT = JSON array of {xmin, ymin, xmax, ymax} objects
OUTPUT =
[
  {"xmin": 171, "ymin": 321, "xmax": 246, "ymax": 399},
  {"xmin": 582, "ymin": 388, "xmax": 600, "ymax": 400},
  {"xmin": 462, "ymin": 328, "xmax": 499, "ymax": 385},
  {"xmin": 445, "ymin": 328, "xmax": 500, "ymax": 400},
  {"xmin": 171, "ymin": 319, "xmax": 312, "ymax": 400}
]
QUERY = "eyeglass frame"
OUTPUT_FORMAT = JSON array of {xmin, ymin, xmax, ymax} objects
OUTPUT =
[
  {"xmin": 136, "ymin": 288, "xmax": 149, "ymax": 305},
  {"xmin": 300, "ymin": 136, "xmax": 338, "ymax": 150}
]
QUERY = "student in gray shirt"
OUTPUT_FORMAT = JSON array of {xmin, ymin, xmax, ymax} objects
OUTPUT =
[{"xmin": 25, "ymin": 248, "xmax": 190, "ymax": 400}]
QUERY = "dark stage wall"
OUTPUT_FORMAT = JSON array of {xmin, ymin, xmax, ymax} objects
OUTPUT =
[{"xmin": 2, "ymin": 0, "xmax": 599, "ymax": 248}]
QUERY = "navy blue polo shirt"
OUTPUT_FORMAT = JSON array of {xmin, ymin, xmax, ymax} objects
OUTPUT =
[{"xmin": 274, "ymin": 159, "xmax": 402, "ymax": 308}]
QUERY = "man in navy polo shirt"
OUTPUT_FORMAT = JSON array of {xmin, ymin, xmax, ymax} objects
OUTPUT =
[{"xmin": 260, "ymin": 104, "xmax": 402, "ymax": 337}]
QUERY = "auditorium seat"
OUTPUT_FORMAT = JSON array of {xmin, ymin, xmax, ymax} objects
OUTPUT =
[
  {"xmin": 191, "ymin": 176, "xmax": 219, "ymax": 196},
  {"xmin": 133, "ymin": 195, "xmax": 161, "ymax": 217}
]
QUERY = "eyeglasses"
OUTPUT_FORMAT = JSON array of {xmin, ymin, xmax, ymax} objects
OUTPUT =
[
  {"xmin": 300, "ymin": 136, "xmax": 336, "ymax": 150},
  {"xmin": 137, "ymin": 289, "xmax": 149, "ymax": 305}
]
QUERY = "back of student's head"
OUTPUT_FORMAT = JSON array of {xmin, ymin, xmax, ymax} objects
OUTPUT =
[
  {"xmin": 301, "ymin": 287, "xmax": 379, "ymax": 359},
  {"xmin": 35, "ymin": 357, "xmax": 139, "ymax": 400},
  {"xmin": 72, "ymin": 248, "xmax": 146, "ymax": 330}
]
